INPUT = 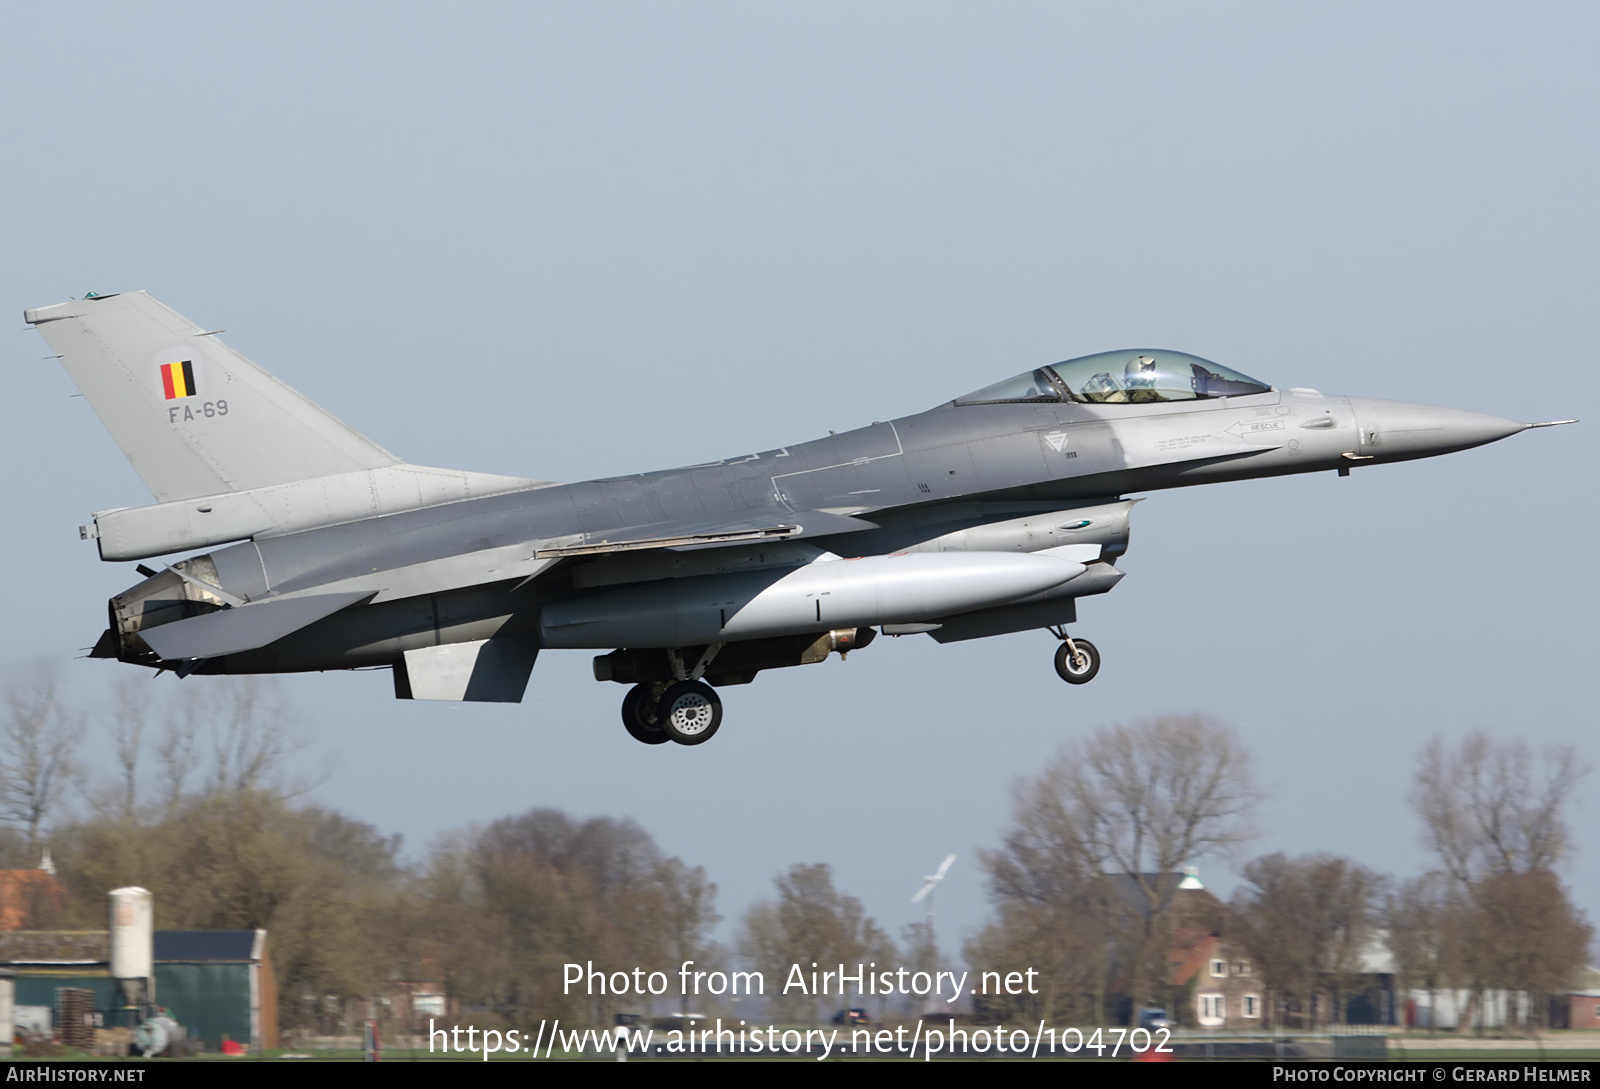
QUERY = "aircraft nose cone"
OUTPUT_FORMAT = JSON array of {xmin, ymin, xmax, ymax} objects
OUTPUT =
[{"xmin": 1347, "ymin": 397, "xmax": 1527, "ymax": 461}]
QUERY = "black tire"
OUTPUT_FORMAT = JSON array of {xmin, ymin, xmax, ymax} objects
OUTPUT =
[
  {"xmin": 1054, "ymin": 638, "xmax": 1101, "ymax": 684},
  {"xmin": 621, "ymin": 683, "xmax": 670, "ymax": 745},
  {"xmin": 657, "ymin": 680, "xmax": 723, "ymax": 745}
]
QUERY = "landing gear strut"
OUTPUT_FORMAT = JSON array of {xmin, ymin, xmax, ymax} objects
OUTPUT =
[{"xmin": 1050, "ymin": 627, "xmax": 1100, "ymax": 685}]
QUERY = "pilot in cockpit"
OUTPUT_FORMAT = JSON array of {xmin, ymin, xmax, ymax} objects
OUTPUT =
[{"xmin": 1122, "ymin": 355, "xmax": 1161, "ymax": 402}]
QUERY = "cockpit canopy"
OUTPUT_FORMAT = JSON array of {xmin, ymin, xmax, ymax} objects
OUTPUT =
[{"xmin": 955, "ymin": 350, "xmax": 1271, "ymax": 406}]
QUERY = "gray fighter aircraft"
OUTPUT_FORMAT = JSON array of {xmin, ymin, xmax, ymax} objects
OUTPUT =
[{"xmin": 25, "ymin": 292, "xmax": 1573, "ymax": 746}]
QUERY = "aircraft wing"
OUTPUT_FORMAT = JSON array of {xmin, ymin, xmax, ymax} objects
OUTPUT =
[
  {"xmin": 533, "ymin": 509, "xmax": 878, "ymax": 558},
  {"xmin": 139, "ymin": 591, "xmax": 370, "ymax": 660}
]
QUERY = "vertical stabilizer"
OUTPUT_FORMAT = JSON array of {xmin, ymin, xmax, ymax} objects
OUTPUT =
[{"xmin": 25, "ymin": 292, "xmax": 400, "ymax": 502}]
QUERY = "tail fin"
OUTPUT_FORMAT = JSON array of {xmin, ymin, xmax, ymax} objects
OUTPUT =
[{"xmin": 26, "ymin": 291, "xmax": 399, "ymax": 502}]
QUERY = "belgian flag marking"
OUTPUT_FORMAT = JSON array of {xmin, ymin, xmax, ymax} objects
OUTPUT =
[{"xmin": 160, "ymin": 360, "xmax": 197, "ymax": 400}]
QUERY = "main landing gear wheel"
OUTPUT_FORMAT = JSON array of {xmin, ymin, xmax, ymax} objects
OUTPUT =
[
  {"xmin": 657, "ymin": 680, "xmax": 723, "ymax": 745},
  {"xmin": 621, "ymin": 683, "xmax": 670, "ymax": 745},
  {"xmin": 1054, "ymin": 638, "xmax": 1101, "ymax": 685}
]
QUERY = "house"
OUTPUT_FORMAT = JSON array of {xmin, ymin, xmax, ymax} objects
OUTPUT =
[
  {"xmin": 0, "ymin": 860, "xmax": 69, "ymax": 931},
  {"xmin": 1168, "ymin": 926, "xmax": 1263, "ymax": 1029},
  {"xmin": 1551, "ymin": 992, "xmax": 1600, "ymax": 1030},
  {"xmin": 1549, "ymin": 967, "xmax": 1600, "ymax": 1030},
  {"xmin": 1406, "ymin": 987, "xmax": 1530, "ymax": 1030},
  {"xmin": 316, "ymin": 977, "xmax": 458, "ymax": 1037},
  {"xmin": 1108, "ymin": 867, "xmax": 1264, "ymax": 1028}
]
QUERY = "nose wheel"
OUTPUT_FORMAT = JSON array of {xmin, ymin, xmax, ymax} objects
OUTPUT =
[
  {"xmin": 621, "ymin": 680, "xmax": 724, "ymax": 745},
  {"xmin": 1052, "ymin": 634, "xmax": 1100, "ymax": 685}
]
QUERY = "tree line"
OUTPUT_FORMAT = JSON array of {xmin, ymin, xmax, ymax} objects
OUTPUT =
[
  {"xmin": 0, "ymin": 670, "xmax": 1588, "ymax": 1034},
  {"xmin": 966, "ymin": 715, "xmax": 1592, "ymax": 1031},
  {"xmin": 0, "ymin": 672, "xmax": 722, "ymax": 1033}
]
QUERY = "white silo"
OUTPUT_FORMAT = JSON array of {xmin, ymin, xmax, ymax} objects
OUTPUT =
[{"xmin": 109, "ymin": 887, "xmax": 154, "ymax": 1014}]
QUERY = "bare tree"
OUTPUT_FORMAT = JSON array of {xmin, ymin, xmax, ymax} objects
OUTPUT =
[
  {"xmin": 1410, "ymin": 733, "xmax": 1593, "ymax": 1032},
  {"xmin": 196, "ymin": 678, "xmax": 317, "ymax": 799},
  {"xmin": 89, "ymin": 677, "xmax": 318, "ymax": 816},
  {"xmin": 976, "ymin": 769, "xmax": 1120, "ymax": 1023},
  {"xmin": 153, "ymin": 695, "xmax": 201, "ymax": 811},
  {"xmin": 1412, "ymin": 732, "xmax": 1587, "ymax": 885},
  {"xmin": 1386, "ymin": 872, "xmax": 1463, "ymax": 1034},
  {"xmin": 107, "ymin": 677, "xmax": 153, "ymax": 819},
  {"xmin": 1460, "ymin": 869, "xmax": 1592, "ymax": 1027},
  {"xmin": 655, "ymin": 856, "xmax": 722, "ymax": 997},
  {"xmin": 1230, "ymin": 853, "xmax": 1384, "ymax": 1029},
  {"xmin": 417, "ymin": 809, "xmax": 722, "ymax": 1027},
  {"xmin": 0, "ymin": 670, "xmax": 85, "ymax": 857},
  {"xmin": 737, "ymin": 864, "xmax": 894, "ymax": 1023},
  {"xmin": 964, "ymin": 896, "xmax": 1113, "ymax": 1024},
  {"xmin": 1024, "ymin": 714, "xmax": 1258, "ymax": 1012}
]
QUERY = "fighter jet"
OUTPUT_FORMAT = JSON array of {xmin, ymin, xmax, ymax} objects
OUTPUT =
[{"xmin": 24, "ymin": 292, "xmax": 1573, "ymax": 746}]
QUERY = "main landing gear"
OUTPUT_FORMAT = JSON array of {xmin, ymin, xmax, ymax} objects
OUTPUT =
[
  {"xmin": 621, "ymin": 680, "xmax": 724, "ymax": 746},
  {"xmin": 621, "ymin": 683, "xmax": 671, "ymax": 745},
  {"xmin": 619, "ymin": 643, "xmax": 728, "ymax": 745},
  {"xmin": 1049, "ymin": 626, "xmax": 1101, "ymax": 685}
]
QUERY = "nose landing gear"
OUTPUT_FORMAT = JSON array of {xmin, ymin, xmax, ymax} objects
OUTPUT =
[{"xmin": 1050, "ymin": 627, "xmax": 1100, "ymax": 685}]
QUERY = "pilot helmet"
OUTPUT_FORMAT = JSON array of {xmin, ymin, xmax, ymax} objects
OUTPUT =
[{"xmin": 1124, "ymin": 355, "xmax": 1158, "ymax": 389}]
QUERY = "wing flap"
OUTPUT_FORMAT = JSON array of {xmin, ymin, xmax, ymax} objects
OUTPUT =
[{"xmin": 533, "ymin": 509, "xmax": 878, "ymax": 558}]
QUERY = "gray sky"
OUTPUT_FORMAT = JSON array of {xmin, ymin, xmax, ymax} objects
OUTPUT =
[{"xmin": 2, "ymin": 3, "xmax": 1594, "ymax": 960}]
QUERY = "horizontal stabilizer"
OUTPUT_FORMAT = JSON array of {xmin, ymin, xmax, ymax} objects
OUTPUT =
[{"xmin": 140, "ymin": 591, "xmax": 369, "ymax": 660}]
